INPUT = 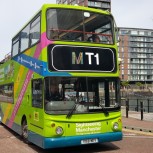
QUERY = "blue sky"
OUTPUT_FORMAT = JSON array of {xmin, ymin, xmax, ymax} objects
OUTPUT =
[{"xmin": 0, "ymin": 0, "xmax": 153, "ymax": 61}]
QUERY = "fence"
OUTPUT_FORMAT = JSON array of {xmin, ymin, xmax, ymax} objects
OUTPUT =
[
  {"xmin": 121, "ymin": 98, "xmax": 153, "ymax": 120},
  {"xmin": 121, "ymin": 98, "xmax": 153, "ymax": 113}
]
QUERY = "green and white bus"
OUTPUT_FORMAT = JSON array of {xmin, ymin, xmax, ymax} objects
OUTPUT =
[{"xmin": 0, "ymin": 4, "xmax": 122, "ymax": 149}]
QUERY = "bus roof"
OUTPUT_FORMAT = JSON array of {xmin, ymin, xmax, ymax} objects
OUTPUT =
[
  {"xmin": 12, "ymin": 4, "xmax": 112, "ymax": 40},
  {"xmin": 41, "ymin": 4, "xmax": 111, "ymax": 15}
]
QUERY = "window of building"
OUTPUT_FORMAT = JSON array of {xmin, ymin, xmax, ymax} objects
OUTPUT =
[
  {"xmin": 88, "ymin": 1, "xmax": 94, "ymax": 6},
  {"xmin": 95, "ymin": 2, "xmax": 102, "ymax": 7},
  {"xmin": 71, "ymin": 0, "xmax": 77, "ymax": 5},
  {"xmin": 56, "ymin": 0, "xmax": 60, "ymax": 3},
  {"xmin": 121, "ymin": 75, "xmax": 124, "ymax": 79},
  {"xmin": 131, "ymin": 30, "xmax": 138, "ymax": 35},
  {"xmin": 102, "ymin": 2, "xmax": 110, "ymax": 8},
  {"xmin": 145, "ymin": 31, "xmax": 149, "ymax": 36},
  {"xmin": 121, "ymin": 30, "xmax": 129, "ymax": 34},
  {"xmin": 139, "ymin": 31, "xmax": 144, "ymax": 35},
  {"xmin": 64, "ymin": 0, "xmax": 68, "ymax": 4}
]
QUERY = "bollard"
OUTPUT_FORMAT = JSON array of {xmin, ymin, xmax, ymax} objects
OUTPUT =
[
  {"xmin": 140, "ymin": 101, "xmax": 143, "ymax": 120},
  {"xmin": 147, "ymin": 99, "xmax": 149, "ymax": 113},
  {"xmin": 126, "ymin": 99, "xmax": 129, "ymax": 118},
  {"xmin": 136, "ymin": 99, "xmax": 139, "ymax": 112}
]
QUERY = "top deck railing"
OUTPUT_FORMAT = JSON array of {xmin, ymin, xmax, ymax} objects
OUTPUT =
[{"xmin": 0, "ymin": 52, "xmax": 11, "ymax": 64}]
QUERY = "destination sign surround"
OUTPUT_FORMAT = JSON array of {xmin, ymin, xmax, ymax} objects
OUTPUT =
[{"xmin": 48, "ymin": 45, "xmax": 116, "ymax": 72}]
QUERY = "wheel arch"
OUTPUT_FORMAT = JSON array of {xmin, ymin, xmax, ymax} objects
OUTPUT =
[{"xmin": 21, "ymin": 115, "xmax": 27, "ymax": 125}]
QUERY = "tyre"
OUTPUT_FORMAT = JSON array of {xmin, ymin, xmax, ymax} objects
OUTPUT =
[{"xmin": 21, "ymin": 119, "xmax": 29, "ymax": 143}]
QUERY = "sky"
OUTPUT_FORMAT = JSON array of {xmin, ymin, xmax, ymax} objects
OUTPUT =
[{"xmin": 0, "ymin": 0, "xmax": 153, "ymax": 61}]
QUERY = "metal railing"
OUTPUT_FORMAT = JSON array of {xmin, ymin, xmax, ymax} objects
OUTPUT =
[
  {"xmin": 121, "ymin": 98, "xmax": 153, "ymax": 120},
  {"xmin": 121, "ymin": 98, "xmax": 153, "ymax": 113}
]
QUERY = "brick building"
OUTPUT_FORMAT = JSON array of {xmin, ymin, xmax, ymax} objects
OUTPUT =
[{"xmin": 56, "ymin": 0, "xmax": 111, "ymax": 11}]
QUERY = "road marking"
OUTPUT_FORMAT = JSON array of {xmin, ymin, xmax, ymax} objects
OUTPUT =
[
  {"xmin": 123, "ymin": 129, "xmax": 153, "ymax": 136},
  {"xmin": 0, "ymin": 136, "xmax": 16, "ymax": 139},
  {"xmin": 124, "ymin": 135, "xmax": 153, "ymax": 139},
  {"xmin": 123, "ymin": 133, "xmax": 136, "ymax": 136},
  {"xmin": 10, "ymin": 136, "xmax": 16, "ymax": 139}
]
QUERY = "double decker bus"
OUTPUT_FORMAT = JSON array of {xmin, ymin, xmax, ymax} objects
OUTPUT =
[{"xmin": 0, "ymin": 4, "xmax": 122, "ymax": 149}]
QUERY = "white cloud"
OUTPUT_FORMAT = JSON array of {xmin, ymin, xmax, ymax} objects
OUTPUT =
[
  {"xmin": 0, "ymin": 0, "xmax": 56, "ymax": 60},
  {"xmin": 111, "ymin": 0, "xmax": 153, "ymax": 29}
]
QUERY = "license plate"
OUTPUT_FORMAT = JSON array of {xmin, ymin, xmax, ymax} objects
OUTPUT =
[{"xmin": 81, "ymin": 138, "xmax": 98, "ymax": 144}]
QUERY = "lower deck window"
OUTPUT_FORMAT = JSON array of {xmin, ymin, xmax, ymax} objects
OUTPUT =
[
  {"xmin": 44, "ymin": 77, "xmax": 120, "ymax": 115},
  {"xmin": 0, "ymin": 84, "xmax": 14, "ymax": 103}
]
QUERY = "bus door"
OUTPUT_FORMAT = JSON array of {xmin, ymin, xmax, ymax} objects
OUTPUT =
[{"xmin": 31, "ymin": 79, "xmax": 44, "ymax": 130}]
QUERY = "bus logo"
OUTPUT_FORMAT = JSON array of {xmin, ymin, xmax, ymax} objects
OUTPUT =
[
  {"xmin": 72, "ymin": 52, "xmax": 99, "ymax": 65},
  {"xmin": 72, "ymin": 52, "xmax": 83, "ymax": 64}
]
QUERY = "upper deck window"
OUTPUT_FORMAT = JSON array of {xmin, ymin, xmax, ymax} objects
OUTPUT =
[
  {"xmin": 20, "ymin": 24, "xmax": 30, "ymax": 52},
  {"xmin": 47, "ymin": 9, "xmax": 114, "ymax": 44},
  {"xmin": 30, "ymin": 16, "xmax": 40, "ymax": 46},
  {"xmin": 12, "ymin": 36, "xmax": 20, "ymax": 57},
  {"xmin": 11, "ymin": 14, "xmax": 40, "ymax": 58}
]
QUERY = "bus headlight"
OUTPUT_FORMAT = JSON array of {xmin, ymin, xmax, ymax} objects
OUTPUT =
[
  {"xmin": 56, "ymin": 126, "xmax": 63, "ymax": 135},
  {"xmin": 113, "ymin": 122, "xmax": 119, "ymax": 131}
]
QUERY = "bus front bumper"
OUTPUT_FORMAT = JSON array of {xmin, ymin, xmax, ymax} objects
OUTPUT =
[{"xmin": 42, "ymin": 132, "xmax": 122, "ymax": 149}]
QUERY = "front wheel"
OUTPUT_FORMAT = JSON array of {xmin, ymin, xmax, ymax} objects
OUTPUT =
[
  {"xmin": 0, "ymin": 104, "xmax": 2, "ymax": 123},
  {"xmin": 21, "ymin": 119, "xmax": 29, "ymax": 143}
]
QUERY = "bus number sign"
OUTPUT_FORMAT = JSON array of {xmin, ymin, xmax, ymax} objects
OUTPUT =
[{"xmin": 48, "ymin": 45, "xmax": 116, "ymax": 72}]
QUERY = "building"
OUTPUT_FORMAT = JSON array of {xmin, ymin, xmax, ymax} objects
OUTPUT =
[
  {"xmin": 119, "ymin": 27, "xmax": 153, "ymax": 85},
  {"xmin": 56, "ymin": 0, "xmax": 111, "ymax": 11}
]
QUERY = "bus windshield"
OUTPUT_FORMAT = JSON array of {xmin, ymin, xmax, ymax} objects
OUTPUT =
[
  {"xmin": 44, "ymin": 77, "xmax": 120, "ymax": 115},
  {"xmin": 47, "ymin": 9, "xmax": 114, "ymax": 44}
]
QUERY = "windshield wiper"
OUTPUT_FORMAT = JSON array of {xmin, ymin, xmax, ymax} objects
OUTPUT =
[
  {"xmin": 66, "ymin": 103, "xmax": 77, "ymax": 119},
  {"xmin": 99, "ymin": 104, "xmax": 109, "ymax": 115},
  {"xmin": 66, "ymin": 96, "xmax": 80, "ymax": 119}
]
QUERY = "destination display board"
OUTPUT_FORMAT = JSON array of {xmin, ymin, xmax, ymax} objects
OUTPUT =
[{"xmin": 48, "ymin": 45, "xmax": 116, "ymax": 72}]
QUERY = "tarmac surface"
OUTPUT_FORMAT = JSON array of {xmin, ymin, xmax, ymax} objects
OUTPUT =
[{"xmin": 122, "ymin": 107, "xmax": 153, "ymax": 133}]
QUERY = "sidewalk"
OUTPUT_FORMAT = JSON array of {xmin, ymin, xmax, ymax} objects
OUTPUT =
[{"xmin": 121, "ymin": 107, "xmax": 153, "ymax": 133}]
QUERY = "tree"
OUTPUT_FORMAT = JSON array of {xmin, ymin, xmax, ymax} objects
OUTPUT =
[
  {"xmin": 135, "ymin": 82, "xmax": 143, "ymax": 90},
  {"xmin": 121, "ymin": 81, "xmax": 130, "ymax": 89}
]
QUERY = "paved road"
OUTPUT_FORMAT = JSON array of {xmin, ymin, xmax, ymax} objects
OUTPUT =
[{"xmin": 1, "ymin": 124, "xmax": 153, "ymax": 153}]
